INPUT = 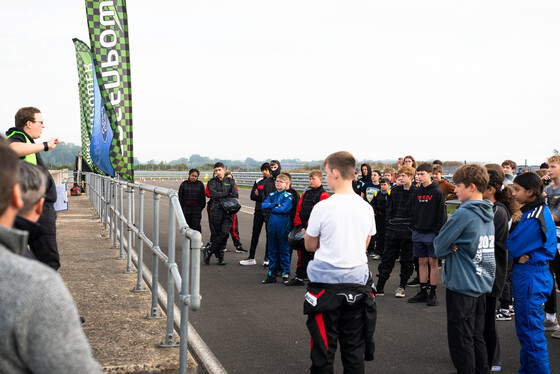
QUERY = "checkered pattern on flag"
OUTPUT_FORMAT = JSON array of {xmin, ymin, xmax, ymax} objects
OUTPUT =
[
  {"xmin": 85, "ymin": 0, "xmax": 134, "ymax": 182},
  {"xmin": 72, "ymin": 38, "xmax": 105, "ymax": 175}
]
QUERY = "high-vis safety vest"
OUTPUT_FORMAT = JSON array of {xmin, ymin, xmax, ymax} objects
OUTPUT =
[{"xmin": 6, "ymin": 131, "xmax": 37, "ymax": 165}]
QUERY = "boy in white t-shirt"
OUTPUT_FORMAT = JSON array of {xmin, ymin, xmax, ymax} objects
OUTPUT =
[{"xmin": 303, "ymin": 151, "xmax": 377, "ymax": 374}]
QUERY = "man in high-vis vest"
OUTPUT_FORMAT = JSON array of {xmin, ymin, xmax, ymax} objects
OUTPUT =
[{"xmin": 5, "ymin": 107, "xmax": 61, "ymax": 270}]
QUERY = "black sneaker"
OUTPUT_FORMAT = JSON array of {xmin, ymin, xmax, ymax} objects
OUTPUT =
[
  {"xmin": 408, "ymin": 291, "xmax": 428, "ymax": 303},
  {"xmin": 407, "ymin": 278, "xmax": 420, "ymax": 287},
  {"xmin": 427, "ymin": 293, "xmax": 438, "ymax": 306},
  {"xmin": 282, "ymin": 274, "xmax": 290, "ymax": 284},
  {"xmin": 235, "ymin": 245, "xmax": 248, "ymax": 253},
  {"xmin": 262, "ymin": 275, "xmax": 276, "ymax": 284},
  {"xmin": 203, "ymin": 246, "xmax": 211, "ymax": 265},
  {"xmin": 285, "ymin": 277, "xmax": 305, "ymax": 286}
]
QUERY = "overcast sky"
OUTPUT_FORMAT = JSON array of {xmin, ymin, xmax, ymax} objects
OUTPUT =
[{"xmin": 2, "ymin": 1, "xmax": 559, "ymax": 166}]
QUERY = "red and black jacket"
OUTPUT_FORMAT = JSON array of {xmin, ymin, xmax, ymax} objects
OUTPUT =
[{"xmin": 294, "ymin": 186, "xmax": 330, "ymax": 227}]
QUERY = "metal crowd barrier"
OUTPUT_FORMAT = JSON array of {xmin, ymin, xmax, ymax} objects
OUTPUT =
[
  {"xmin": 85, "ymin": 173, "xmax": 202, "ymax": 374},
  {"xmin": 135, "ymin": 171, "xmax": 327, "ymax": 191}
]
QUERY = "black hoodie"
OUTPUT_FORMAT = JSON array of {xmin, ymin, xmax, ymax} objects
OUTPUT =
[
  {"xmin": 270, "ymin": 159, "xmax": 282, "ymax": 179},
  {"xmin": 411, "ymin": 181, "xmax": 447, "ymax": 234},
  {"xmin": 490, "ymin": 201, "xmax": 510, "ymax": 298},
  {"xmin": 360, "ymin": 163, "xmax": 371, "ymax": 184}
]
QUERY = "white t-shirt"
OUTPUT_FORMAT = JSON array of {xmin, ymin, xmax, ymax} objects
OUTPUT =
[{"xmin": 306, "ymin": 193, "xmax": 376, "ymax": 269}]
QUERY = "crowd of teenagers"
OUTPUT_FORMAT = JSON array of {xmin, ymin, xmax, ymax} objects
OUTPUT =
[
  {"xmin": 1, "ymin": 107, "xmax": 558, "ymax": 374},
  {"xmin": 180, "ymin": 153, "xmax": 560, "ymax": 374}
]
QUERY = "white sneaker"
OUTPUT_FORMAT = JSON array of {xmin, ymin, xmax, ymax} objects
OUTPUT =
[
  {"xmin": 239, "ymin": 258, "xmax": 256, "ymax": 266},
  {"xmin": 544, "ymin": 318, "xmax": 559, "ymax": 331},
  {"xmin": 552, "ymin": 329, "xmax": 560, "ymax": 339},
  {"xmin": 395, "ymin": 286, "xmax": 406, "ymax": 298}
]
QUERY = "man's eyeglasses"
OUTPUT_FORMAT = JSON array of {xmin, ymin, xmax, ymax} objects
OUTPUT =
[
  {"xmin": 31, "ymin": 121, "xmax": 44, "ymax": 125},
  {"xmin": 275, "ymin": 180, "xmax": 287, "ymax": 184}
]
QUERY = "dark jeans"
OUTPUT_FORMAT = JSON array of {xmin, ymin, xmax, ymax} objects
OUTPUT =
[
  {"xmin": 446, "ymin": 289, "xmax": 488, "ymax": 374},
  {"xmin": 376, "ymin": 235, "xmax": 413, "ymax": 290},
  {"xmin": 544, "ymin": 250, "xmax": 560, "ymax": 314},
  {"xmin": 248, "ymin": 210, "xmax": 268, "ymax": 260},
  {"xmin": 29, "ymin": 203, "xmax": 60, "ymax": 271}
]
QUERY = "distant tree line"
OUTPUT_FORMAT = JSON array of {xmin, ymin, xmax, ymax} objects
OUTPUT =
[{"xmin": 40, "ymin": 142, "xmax": 484, "ymax": 172}]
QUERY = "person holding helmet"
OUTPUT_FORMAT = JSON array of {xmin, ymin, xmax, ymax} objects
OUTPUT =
[
  {"xmin": 285, "ymin": 170, "xmax": 330, "ymax": 286},
  {"xmin": 203, "ymin": 162, "xmax": 238, "ymax": 266}
]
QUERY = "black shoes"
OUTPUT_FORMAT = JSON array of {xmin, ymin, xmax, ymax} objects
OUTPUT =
[
  {"xmin": 285, "ymin": 277, "xmax": 305, "ymax": 286},
  {"xmin": 202, "ymin": 245, "xmax": 211, "ymax": 265},
  {"xmin": 235, "ymin": 245, "xmax": 248, "ymax": 253},
  {"xmin": 408, "ymin": 291, "xmax": 428, "ymax": 303},
  {"xmin": 427, "ymin": 293, "xmax": 438, "ymax": 306},
  {"xmin": 262, "ymin": 275, "xmax": 276, "ymax": 284}
]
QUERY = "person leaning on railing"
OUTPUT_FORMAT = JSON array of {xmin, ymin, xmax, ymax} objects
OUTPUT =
[{"xmin": 0, "ymin": 137, "xmax": 102, "ymax": 373}]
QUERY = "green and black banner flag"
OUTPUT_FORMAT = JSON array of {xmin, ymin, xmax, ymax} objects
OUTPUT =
[
  {"xmin": 72, "ymin": 38, "xmax": 105, "ymax": 175},
  {"xmin": 85, "ymin": 0, "xmax": 134, "ymax": 182}
]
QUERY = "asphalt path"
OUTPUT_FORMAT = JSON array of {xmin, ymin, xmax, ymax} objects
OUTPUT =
[{"xmin": 126, "ymin": 179, "xmax": 560, "ymax": 373}]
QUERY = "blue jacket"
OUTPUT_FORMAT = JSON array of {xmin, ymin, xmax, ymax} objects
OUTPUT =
[
  {"xmin": 434, "ymin": 199, "xmax": 495, "ymax": 297},
  {"xmin": 262, "ymin": 190, "xmax": 293, "ymax": 232},
  {"xmin": 506, "ymin": 198, "xmax": 557, "ymax": 265}
]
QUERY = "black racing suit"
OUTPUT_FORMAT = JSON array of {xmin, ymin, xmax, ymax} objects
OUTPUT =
[
  {"xmin": 304, "ymin": 280, "xmax": 377, "ymax": 373},
  {"xmin": 376, "ymin": 185, "xmax": 416, "ymax": 291},
  {"xmin": 206, "ymin": 176, "xmax": 237, "ymax": 261},
  {"xmin": 178, "ymin": 179, "xmax": 206, "ymax": 233},
  {"xmin": 248, "ymin": 177, "xmax": 268, "ymax": 260}
]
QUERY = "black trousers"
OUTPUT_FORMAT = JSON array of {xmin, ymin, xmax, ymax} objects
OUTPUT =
[
  {"xmin": 377, "ymin": 235, "xmax": 413, "ymax": 290},
  {"xmin": 295, "ymin": 249, "xmax": 314, "ymax": 279},
  {"xmin": 446, "ymin": 289, "xmax": 488, "ymax": 374},
  {"xmin": 248, "ymin": 210, "xmax": 268, "ymax": 260},
  {"xmin": 208, "ymin": 205, "xmax": 233, "ymax": 260},
  {"xmin": 305, "ymin": 283, "xmax": 376, "ymax": 374},
  {"xmin": 29, "ymin": 203, "xmax": 59, "ymax": 271},
  {"xmin": 544, "ymin": 250, "xmax": 560, "ymax": 314},
  {"xmin": 224, "ymin": 213, "xmax": 242, "ymax": 248},
  {"xmin": 499, "ymin": 258, "xmax": 514, "ymax": 309},
  {"xmin": 183, "ymin": 207, "xmax": 202, "ymax": 233},
  {"xmin": 374, "ymin": 218, "xmax": 386, "ymax": 256},
  {"xmin": 483, "ymin": 295, "xmax": 499, "ymax": 369}
]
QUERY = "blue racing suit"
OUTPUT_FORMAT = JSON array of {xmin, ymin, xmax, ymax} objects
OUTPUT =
[
  {"xmin": 262, "ymin": 190, "xmax": 293, "ymax": 275},
  {"xmin": 506, "ymin": 198, "xmax": 557, "ymax": 374}
]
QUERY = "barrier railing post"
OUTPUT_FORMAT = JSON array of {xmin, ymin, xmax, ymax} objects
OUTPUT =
[
  {"xmin": 112, "ymin": 182, "xmax": 118, "ymax": 248},
  {"xmin": 134, "ymin": 189, "xmax": 147, "ymax": 292},
  {"xmin": 125, "ymin": 186, "xmax": 134, "ymax": 273},
  {"xmin": 179, "ymin": 234, "xmax": 191, "ymax": 374},
  {"xmin": 146, "ymin": 192, "xmax": 162, "ymax": 319},
  {"xmin": 161, "ymin": 195, "xmax": 179, "ymax": 347},
  {"xmin": 118, "ymin": 184, "xmax": 125, "ymax": 259},
  {"xmin": 104, "ymin": 178, "xmax": 109, "ymax": 230}
]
